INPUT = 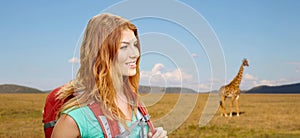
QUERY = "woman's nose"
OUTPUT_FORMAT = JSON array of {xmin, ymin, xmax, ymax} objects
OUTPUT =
[{"xmin": 129, "ymin": 46, "xmax": 139, "ymax": 58}]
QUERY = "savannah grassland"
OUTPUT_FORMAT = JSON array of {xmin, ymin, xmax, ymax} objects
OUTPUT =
[{"xmin": 0, "ymin": 93, "xmax": 300, "ymax": 138}]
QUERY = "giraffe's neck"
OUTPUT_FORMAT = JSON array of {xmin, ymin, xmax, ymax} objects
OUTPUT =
[{"xmin": 229, "ymin": 65, "xmax": 244, "ymax": 87}]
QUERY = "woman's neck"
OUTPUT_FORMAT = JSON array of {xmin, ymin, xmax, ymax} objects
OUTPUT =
[{"xmin": 115, "ymin": 91, "xmax": 132, "ymax": 121}]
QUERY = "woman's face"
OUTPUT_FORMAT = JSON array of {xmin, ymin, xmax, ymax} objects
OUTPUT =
[{"xmin": 117, "ymin": 29, "xmax": 140, "ymax": 76}]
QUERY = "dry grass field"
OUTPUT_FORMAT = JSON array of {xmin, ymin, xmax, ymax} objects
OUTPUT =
[{"xmin": 0, "ymin": 93, "xmax": 300, "ymax": 138}]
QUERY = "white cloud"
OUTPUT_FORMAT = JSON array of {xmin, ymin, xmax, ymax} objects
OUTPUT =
[
  {"xmin": 252, "ymin": 78, "xmax": 289, "ymax": 87},
  {"xmin": 68, "ymin": 57, "xmax": 80, "ymax": 63},
  {"xmin": 140, "ymin": 64, "xmax": 297, "ymax": 92},
  {"xmin": 191, "ymin": 53, "xmax": 198, "ymax": 58},
  {"xmin": 258, "ymin": 80, "xmax": 275, "ymax": 86},
  {"xmin": 244, "ymin": 73, "xmax": 257, "ymax": 80},
  {"xmin": 197, "ymin": 83, "xmax": 210, "ymax": 90},
  {"xmin": 151, "ymin": 63, "xmax": 164, "ymax": 74},
  {"xmin": 141, "ymin": 63, "xmax": 196, "ymax": 90}
]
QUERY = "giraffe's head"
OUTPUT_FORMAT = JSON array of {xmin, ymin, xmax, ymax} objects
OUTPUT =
[{"xmin": 242, "ymin": 58, "xmax": 249, "ymax": 67}]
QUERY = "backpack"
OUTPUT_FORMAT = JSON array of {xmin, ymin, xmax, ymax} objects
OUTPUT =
[
  {"xmin": 42, "ymin": 86, "xmax": 155, "ymax": 138},
  {"xmin": 88, "ymin": 101, "xmax": 155, "ymax": 138}
]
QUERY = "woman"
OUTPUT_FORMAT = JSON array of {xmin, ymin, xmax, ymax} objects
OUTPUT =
[{"xmin": 52, "ymin": 13, "xmax": 167, "ymax": 138}]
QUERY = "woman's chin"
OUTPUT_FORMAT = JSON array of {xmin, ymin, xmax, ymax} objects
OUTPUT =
[{"xmin": 121, "ymin": 69, "xmax": 137, "ymax": 76}]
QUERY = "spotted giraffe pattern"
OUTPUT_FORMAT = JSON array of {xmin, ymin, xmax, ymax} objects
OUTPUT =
[{"xmin": 219, "ymin": 59, "xmax": 249, "ymax": 117}]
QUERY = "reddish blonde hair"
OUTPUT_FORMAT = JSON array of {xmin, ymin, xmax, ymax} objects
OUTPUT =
[{"xmin": 57, "ymin": 13, "xmax": 141, "ymax": 120}]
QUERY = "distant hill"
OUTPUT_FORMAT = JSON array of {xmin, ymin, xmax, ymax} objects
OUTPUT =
[
  {"xmin": 245, "ymin": 82, "xmax": 300, "ymax": 94},
  {"xmin": 139, "ymin": 85, "xmax": 197, "ymax": 93},
  {"xmin": 0, "ymin": 84, "xmax": 43, "ymax": 93},
  {"xmin": 0, "ymin": 84, "xmax": 197, "ymax": 94},
  {"xmin": 5, "ymin": 82, "xmax": 299, "ymax": 94}
]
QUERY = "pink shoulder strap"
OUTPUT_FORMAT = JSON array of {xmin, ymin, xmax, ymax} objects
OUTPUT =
[{"xmin": 138, "ymin": 102, "xmax": 156, "ymax": 134}]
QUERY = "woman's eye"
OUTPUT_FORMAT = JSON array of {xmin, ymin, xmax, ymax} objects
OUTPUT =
[
  {"xmin": 120, "ymin": 45, "xmax": 128, "ymax": 49},
  {"xmin": 134, "ymin": 43, "xmax": 138, "ymax": 47}
]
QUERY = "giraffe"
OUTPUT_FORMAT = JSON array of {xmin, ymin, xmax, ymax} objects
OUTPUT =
[{"xmin": 219, "ymin": 58, "xmax": 249, "ymax": 117}]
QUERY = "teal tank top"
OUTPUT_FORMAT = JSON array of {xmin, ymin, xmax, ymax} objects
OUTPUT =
[{"xmin": 64, "ymin": 106, "xmax": 149, "ymax": 138}]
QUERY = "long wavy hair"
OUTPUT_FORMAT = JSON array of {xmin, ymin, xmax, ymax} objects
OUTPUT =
[{"xmin": 57, "ymin": 13, "xmax": 141, "ymax": 121}]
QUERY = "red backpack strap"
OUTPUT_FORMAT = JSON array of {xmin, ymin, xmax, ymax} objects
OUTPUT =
[
  {"xmin": 88, "ymin": 102, "xmax": 120, "ymax": 138},
  {"xmin": 137, "ymin": 102, "xmax": 156, "ymax": 134}
]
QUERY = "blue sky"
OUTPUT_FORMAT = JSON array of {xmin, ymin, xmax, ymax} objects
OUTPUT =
[{"xmin": 0, "ymin": 0, "xmax": 299, "ymax": 91}]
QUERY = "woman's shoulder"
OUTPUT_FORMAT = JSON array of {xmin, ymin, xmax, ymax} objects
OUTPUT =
[
  {"xmin": 63, "ymin": 105, "xmax": 104, "ymax": 138},
  {"xmin": 52, "ymin": 114, "xmax": 80, "ymax": 137},
  {"xmin": 63, "ymin": 106, "xmax": 97, "ymax": 128}
]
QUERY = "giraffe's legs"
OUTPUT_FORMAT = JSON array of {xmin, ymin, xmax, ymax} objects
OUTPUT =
[
  {"xmin": 229, "ymin": 96, "xmax": 235, "ymax": 117},
  {"xmin": 220, "ymin": 96, "xmax": 227, "ymax": 117},
  {"xmin": 235, "ymin": 95, "xmax": 240, "ymax": 117},
  {"xmin": 218, "ymin": 101, "xmax": 222, "ymax": 116},
  {"xmin": 219, "ymin": 101, "xmax": 224, "ymax": 116}
]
